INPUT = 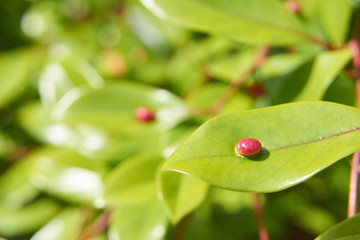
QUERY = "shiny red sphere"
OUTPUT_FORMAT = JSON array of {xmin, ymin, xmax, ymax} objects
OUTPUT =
[
  {"xmin": 135, "ymin": 107, "xmax": 155, "ymax": 122},
  {"xmin": 235, "ymin": 138, "xmax": 262, "ymax": 157}
]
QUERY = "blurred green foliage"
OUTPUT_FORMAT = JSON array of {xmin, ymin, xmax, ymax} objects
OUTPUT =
[{"xmin": 0, "ymin": 0, "xmax": 360, "ymax": 240}]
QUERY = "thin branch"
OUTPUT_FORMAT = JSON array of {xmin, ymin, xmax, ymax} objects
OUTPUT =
[
  {"xmin": 292, "ymin": 30, "xmax": 333, "ymax": 50},
  {"xmin": 210, "ymin": 46, "xmax": 271, "ymax": 239},
  {"xmin": 78, "ymin": 209, "xmax": 112, "ymax": 240},
  {"xmin": 251, "ymin": 193, "xmax": 270, "ymax": 240},
  {"xmin": 347, "ymin": 18, "xmax": 360, "ymax": 217},
  {"xmin": 348, "ymin": 151, "xmax": 360, "ymax": 218},
  {"xmin": 171, "ymin": 213, "xmax": 193, "ymax": 240},
  {"xmin": 211, "ymin": 46, "xmax": 270, "ymax": 116}
]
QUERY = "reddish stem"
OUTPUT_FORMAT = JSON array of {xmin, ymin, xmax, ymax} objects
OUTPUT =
[
  {"xmin": 78, "ymin": 209, "xmax": 112, "ymax": 240},
  {"xmin": 210, "ymin": 46, "xmax": 271, "ymax": 239},
  {"xmin": 171, "ymin": 214, "xmax": 193, "ymax": 240},
  {"xmin": 348, "ymin": 151, "xmax": 360, "ymax": 218},
  {"xmin": 347, "ymin": 30, "xmax": 360, "ymax": 217},
  {"xmin": 251, "ymin": 193, "xmax": 270, "ymax": 240},
  {"xmin": 293, "ymin": 31, "xmax": 333, "ymax": 50},
  {"xmin": 211, "ymin": 46, "xmax": 270, "ymax": 116}
]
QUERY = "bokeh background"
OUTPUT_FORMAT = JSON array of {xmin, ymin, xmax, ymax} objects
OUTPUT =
[{"xmin": 0, "ymin": 0, "xmax": 356, "ymax": 239}]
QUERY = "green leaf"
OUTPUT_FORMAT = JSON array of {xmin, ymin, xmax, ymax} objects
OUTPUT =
[
  {"xmin": 26, "ymin": 147, "xmax": 106, "ymax": 205},
  {"xmin": 31, "ymin": 207, "xmax": 88, "ymax": 240},
  {"xmin": 110, "ymin": 200, "xmax": 168, "ymax": 240},
  {"xmin": 103, "ymin": 155, "xmax": 162, "ymax": 206},
  {"xmin": 0, "ymin": 49, "xmax": 30, "ymax": 108},
  {"xmin": 294, "ymin": 48, "xmax": 352, "ymax": 101},
  {"xmin": 316, "ymin": 214, "xmax": 360, "ymax": 240},
  {"xmin": 333, "ymin": 235, "xmax": 360, "ymax": 240},
  {"xmin": 324, "ymin": 74, "xmax": 356, "ymax": 106},
  {"xmin": 210, "ymin": 187, "xmax": 252, "ymax": 213},
  {"xmin": 159, "ymin": 122, "xmax": 200, "ymax": 159},
  {"xmin": 295, "ymin": 207, "xmax": 337, "ymax": 235},
  {"xmin": 318, "ymin": 0, "xmax": 351, "ymax": 47},
  {"xmin": 59, "ymin": 81, "xmax": 188, "ymax": 133},
  {"xmin": 158, "ymin": 171, "xmax": 209, "ymax": 223},
  {"xmin": 297, "ymin": 0, "xmax": 318, "ymax": 18},
  {"xmin": 207, "ymin": 47, "xmax": 259, "ymax": 82},
  {"xmin": 162, "ymin": 101, "xmax": 360, "ymax": 192},
  {"xmin": 258, "ymin": 52, "xmax": 313, "ymax": 80},
  {"xmin": 186, "ymin": 82, "xmax": 254, "ymax": 115},
  {"xmin": 166, "ymin": 48, "xmax": 205, "ymax": 95},
  {"xmin": 0, "ymin": 131, "xmax": 16, "ymax": 157},
  {"xmin": 141, "ymin": 0, "xmax": 309, "ymax": 45},
  {"xmin": 0, "ymin": 198, "xmax": 61, "ymax": 236},
  {"xmin": 38, "ymin": 56, "xmax": 104, "ymax": 108},
  {"xmin": 0, "ymin": 161, "xmax": 39, "ymax": 208},
  {"xmin": 271, "ymin": 60, "xmax": 314, "ymax": 104},
  {"xmin": 18, "ymin": 102, "xmax": 124, "ymax": 159}
]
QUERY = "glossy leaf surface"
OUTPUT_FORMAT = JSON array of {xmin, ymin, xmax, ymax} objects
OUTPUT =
[
  {"xmin": 104, "ymin": 155, "xmax": 162, "ymax": 206},
  {"xmin": 0, "ymin": 199, "xmax": 60, "ymax": 236},
  {"xmin": 316, "ymin": 214, "xmax": 360, "ymax": 240},
  {"xmin": 141, "ymin": 0, "xmax": 309, "ymax": 45},
  {"xmin": 0, "ymin": 49, "xmax": 30, "ymax": 108},
  {"xmin": 294, "ymin": 48, "xmax": 352, "ymax": 101},
  {"xmin": 208, "ymin": 47, "xmax": 258, "ymax": 82},
  {"xmin": 158, "ymin": 170, "xmax": 209, "ymax": 223},
  {"xmin": 59, "ymin": 81, "xmax": 188, "ymax": 132},
  {"xmin": 162, "ymin": 101, "xmax": 360, "ymax": 192},
  {"xmin": 0, "ymin": 161, "xmax": 39, "ymax": 208},
  {"xmin": 31, "ymin": 207, "xmax": 87, "ymax": 240},
  {"xmin": 110, "ymin": 200, "xmax": 168, "ymax": 240},
  {"xmin": 18, "ymin": 102, "xmax": 123, "ymax": 159},
  {"xmin": 318, "ymin": 0, "xmax": 351, "ymax": 47},
  {"xmin": 25, "ymin": 147, "xmax": 106, "ymax": 205},
  {"xmin": 186, "ymin": 82, "xmax": 254, "ymax": 115}
]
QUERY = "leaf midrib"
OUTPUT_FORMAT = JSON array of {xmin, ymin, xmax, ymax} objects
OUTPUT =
[
  {"xmin": 166, "ymin": 126, "xmax": 360, "ymax": 163},
  {"xmin": 273, "ymin": 126, "xmax": 360, "ymax": 151}
]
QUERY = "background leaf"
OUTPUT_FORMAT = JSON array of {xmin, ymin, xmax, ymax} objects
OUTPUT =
[
  {"xmin": 0, "ymin": 48, "xmax": 31, "ymax": 108},
  {"xmin": 25, "ymin": 147, "xmax": 106, "ymax": 205},
  {"xmin": 0, "ymin": 161, "xmax": 39, "ymax": 208},
  {"xmin": 104, "ymin": 155, "xmax": 162, "ymax": 206},
  {"xmin": 59, "ymin": 81, "xmax": 188, "ymax": 132},
  {"xmin": 294, "ymin": 48, "xmax": 352, "ymax": 101},
  {"xmin": 316, "ymin": 214, "xmax": 360, "ymax": 240},
  {"xmin": 207, "ymin": 47, "xmax": 258, "ymax": 82},
  {"xmin": 109, "ymin": 200, "xmax": 168, "ymax": 240},
  {"xmin": 158, "ymin": 170, "xmax": 209, "ymax": 223},
  {"xmin": 318, "ymin": 0, "xmax": 351, "ymax": 47},
  {"xmin": 0, "ymin": 199, "xmax": 61, "ymax": 236},
  {"xmin": 31, "ymin": 207, "xmax": 88, "ymax": 240},
  {"xmin": 141, "ymin": 0, "xmax": 310, "ymax": 45}
]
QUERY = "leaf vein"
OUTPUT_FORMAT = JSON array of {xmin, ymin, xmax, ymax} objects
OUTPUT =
[{"xmin": 273, "ymin": 127, "xmax": 360, "ymax": 151}]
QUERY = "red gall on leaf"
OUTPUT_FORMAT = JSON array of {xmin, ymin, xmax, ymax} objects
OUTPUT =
[
  {"xmin": 135, "ymin": 107, "xmax": 155, "ymax": 122},
  {"xmin": 284, "ymin": 0, "xmax": 300, "ymax": 14},
  {"xmin": 235, "ymin": 138, "xmax": 262, "ymax": 157},
  {"xmin": 246, "ymin": 83, "xmax": 266, "ymax": 98}
]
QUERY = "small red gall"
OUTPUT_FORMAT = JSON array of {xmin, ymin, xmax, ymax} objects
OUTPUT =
[
  {"xmin": 246, "ymin": 83, "xmax": 266, "ymax": 98},
  {"xmin": 284, "ymin": 0, "xmax": 300, "ymax": 14},
  {"xmin": 135, "ymin": 107, "xmax": 155, "ymax": 122},
  {"xmin": 235, "ymin": 138, "xmax": 262, "ymax": 157}
]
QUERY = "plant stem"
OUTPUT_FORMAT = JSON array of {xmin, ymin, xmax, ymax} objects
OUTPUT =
[
  {"xmin": 348, "ymin": 151, "xmax": 360, "ymax": 218},
  {"xmin": 251, "ymin": 193, "xmax": 269, "ymax": 240},
  {"xmin": 171, "ymin": 213, "xmax": 193, "ymax": 240},
  {"xmin": 211, "ymin": 46, "xmax": 270, "ymax": 116},
  {"xmin": 292, "ymin": 30, "xmax": 333, "ymax": 50},
  {"xmin": 78, "ymin": 209, "xmax": 112, "ymax": 240},
  {"xmin": 210, "ymin": 45, "xmax": 271, "ymax": 239},
  {"xmin": 347, "ymin": 25, "xmax": 360, "ymax": 217}
]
